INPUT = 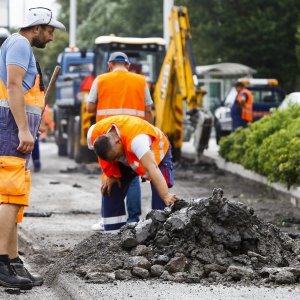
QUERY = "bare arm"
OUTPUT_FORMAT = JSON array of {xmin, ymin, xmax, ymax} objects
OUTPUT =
[
  {"xmin": 87, "ymin": 102, "xmax": 97, "ymax": 113},
  {"xmin": 86, "ymin": 78, "xmax": 98, "ymax": 113},
  {"xmin": 7, "ymin": 65, "xmax": 34, "ymax": 154},
  {"xmin": 140, "ymin": 150, "xmax": 176, "ymax": 206},
  {"xmin": 145, "ymin": 105, "xmax": 153, "ymax": 124}
]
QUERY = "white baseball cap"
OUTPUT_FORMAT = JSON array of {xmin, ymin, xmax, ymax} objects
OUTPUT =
[{"xmin": 20, "ymin": 7, "xmax": 66, "ymax": 31}]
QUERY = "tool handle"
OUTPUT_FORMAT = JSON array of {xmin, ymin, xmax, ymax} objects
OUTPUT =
[{"xmin": 44, "ymin": 65, "xmax": 61, "ymax": 106}]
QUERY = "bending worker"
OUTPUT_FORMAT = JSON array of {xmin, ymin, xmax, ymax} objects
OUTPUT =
[
  {"xmin": 87, "ymin": 115, "xmax": 177, "ymax": 233},
  {"xmin": 87, "ymin": 52, "xmax": 153, "ymax": 229},
  {"xmin": 0, "ymin": 8, "xmax": 65, "ymax": 289},
  {"xmin": 231, "ymin": 81, "xmax": 253, "ymax": 131}
]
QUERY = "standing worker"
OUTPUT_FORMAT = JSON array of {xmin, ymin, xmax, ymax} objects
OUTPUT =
[
  {"xmin": 231, "ymin": 81, "xmax": 253, "ymax": 131},
  {"xmin": 87, "ymin": 52, "xmax": 153, "ymax": 230},
  {"xmin": 0, "ymin": 8, "xmax": 65, "ymax": 289},
  {"xmin": 87, "ymin": 115, "xmax": 177, "ymax": 233}
]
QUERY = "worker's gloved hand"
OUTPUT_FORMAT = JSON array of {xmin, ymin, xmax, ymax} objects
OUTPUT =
[{"xmin": 101, "ymin": 176, "xmax": 121, "ymax": 196}]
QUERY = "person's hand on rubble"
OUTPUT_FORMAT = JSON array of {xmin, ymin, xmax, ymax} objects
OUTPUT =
[
  {"xmin": 101, "ymin": 176, "xmax": 121, "ymax": 196},
  {"xmin": 162, "ymin": 193, "xmax": 178, "ymax": 206}
]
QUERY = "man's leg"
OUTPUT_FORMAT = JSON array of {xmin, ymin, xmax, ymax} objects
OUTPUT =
[
  {"xmin": 0, "ymin": 204, "xmax": 19, "ymax": 255},
  {"xmin": 102, "ymin": 165, "xmax": 136, "ymax": 233},
  {"xmin": 126, "ymin": 176, "xmax": 141, "ymax": 223},
  {"xmin": 0, "ymin": 204, "xmax": 32, "ymax": 289}
]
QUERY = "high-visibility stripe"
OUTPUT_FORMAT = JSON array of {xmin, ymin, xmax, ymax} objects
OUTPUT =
[
  {"xmin": 103, "ymin": 214, "xmax": 127, "ymax": 225},
  {"xmin": 97, "ymin": 108, "xmax": 145, "ymax": 118},
  {"xmin": 0, "ymin": 99, "xmax": 42, "ymax": 116}
]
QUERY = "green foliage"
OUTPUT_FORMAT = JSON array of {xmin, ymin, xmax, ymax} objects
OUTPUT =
[
  {"xmin": 219, "ymin": 106, "xmax": 300, "ymax": 188},
  {"xmin": 30, "ymin": 0, "xmax": 300, "ymax": 92}
]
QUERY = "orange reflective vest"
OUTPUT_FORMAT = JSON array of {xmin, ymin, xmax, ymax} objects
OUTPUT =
[
  {"xmin": 237, "ymin": 88, "xmax": 253, "ymax": 122},
  {"xmin": 0, "ymin": 76, "xmax": 45, "ymax": 115},
  {"xmin": 96, "ymin": 70, "xmax": 146, "ymax": 122},
  {"xmin": 89, "ymin": 115, "xmax": 169, "ymax": 179}
]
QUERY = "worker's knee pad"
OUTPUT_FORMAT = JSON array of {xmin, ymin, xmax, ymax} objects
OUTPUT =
[{"xmin": 0, "ymin": 156, "xmax": 30, "ymax": 207}]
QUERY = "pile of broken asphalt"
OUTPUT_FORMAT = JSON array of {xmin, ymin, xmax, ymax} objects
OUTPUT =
[{"xmin": 44, "ymin": 188, "xmax": 300, "ymax": 286}]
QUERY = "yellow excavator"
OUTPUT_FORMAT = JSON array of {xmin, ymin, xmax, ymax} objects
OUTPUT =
[{"xmin": 154, "ymin": 6, "xmax": 212, "ymax": 161}]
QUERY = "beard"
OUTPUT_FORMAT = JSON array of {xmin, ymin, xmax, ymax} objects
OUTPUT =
[{"xmin": 32, "ymin": 36, "xmax": 47, "ymax": 48}]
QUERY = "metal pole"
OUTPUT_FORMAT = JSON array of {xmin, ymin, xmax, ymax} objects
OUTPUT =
[
  {"xmin": 163, "ymin": 0, "xmax": 173, "ymax": 45},
  {"xmin": 7, "ymin": 0, "xmax": 9, "ymax": 29},
  {"xmin": 69, "ymin": 0, "xmax": 77, "ymax": 47}
]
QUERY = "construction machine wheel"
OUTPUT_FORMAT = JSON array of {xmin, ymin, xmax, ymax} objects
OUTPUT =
[
  {"xmin": 67, "ymin": 116, "xmax": 75, "ymax": 159},
  {"xmin": 54, "ymin": 108, "xmax": 67, "ymax": 156},
  {"xmin": 73, "ymin": 117, "xmax": 83, "ymax": 164}
]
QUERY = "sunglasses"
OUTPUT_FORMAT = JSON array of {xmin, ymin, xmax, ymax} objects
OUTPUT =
[{"xmin": 29, "ymin": 7, "xmax": 52, "ymax": 26}]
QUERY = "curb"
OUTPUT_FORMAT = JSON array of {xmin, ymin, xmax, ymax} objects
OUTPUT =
[
  {"xmin": 182, "ymin": 142, "xmax": 300, "ymax": 202},
  {"xmin": 18, "ymin": 227, "xmax": 92, "ymax": 300}
]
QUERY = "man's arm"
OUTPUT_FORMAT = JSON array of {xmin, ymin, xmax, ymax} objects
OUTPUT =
[
  {"xmin": 86, "ymin": 78, "xmax": 98, "ymax": 113},
  {"xmin": 144, "ymin": 85, "xmax": 153, "ymax": 124},
  {"xmin": 145, "ymin": 105, "xmax": 153, "ymax": 124},
  {"xmin": 140, "ymin": 150, "xmax": 176, "ymax": 206},
  {"xmin": 7, "ymin": 65, "xmax": 34, "ymax": 154}
]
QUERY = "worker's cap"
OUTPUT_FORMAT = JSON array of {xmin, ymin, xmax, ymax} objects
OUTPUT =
[
  {"xmin": 108, "ymin": 52, "xmax": 130, "ymax": 64},
  {"xmin": 20, "ymin": 7, "xmax": 66, "ymax": 31}
]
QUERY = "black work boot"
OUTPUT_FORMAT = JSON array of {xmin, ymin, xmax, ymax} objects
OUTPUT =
[
  {"xmin": 0, "ymin": 260, "xmax": 32, "ymax": 290},
  {"xmin": 10, "ymin": 257, "xmax": 44, "ymax": 287}
]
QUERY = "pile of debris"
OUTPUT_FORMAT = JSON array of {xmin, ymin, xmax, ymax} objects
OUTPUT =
[{"xmin": 45, "ymin": 189, "xmax": 300, "ymax": 285}]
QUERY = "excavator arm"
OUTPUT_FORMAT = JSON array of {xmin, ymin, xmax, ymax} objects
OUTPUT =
[{"xmin": 154, "ymin": 6, "xmax": 211, "ymax": 161}]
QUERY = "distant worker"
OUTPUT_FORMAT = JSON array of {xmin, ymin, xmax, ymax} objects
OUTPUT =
[
  {"xmin": 87, "ymin": 52, "xmax": 153, "ymax": 230},
  {"xmin": 231, "ymin": 81, "xmax": 253, "ymax": 131},
  {"xmin": 0, "ymin": 8, "xmax": 65, "ymax": 289},
  {"xmin": 87, "ymin": 115, "xmax": 177, "ymax": 233}
]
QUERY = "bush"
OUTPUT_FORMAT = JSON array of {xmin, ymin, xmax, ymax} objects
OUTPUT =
[{"xmin": 219, "ymin": 105, "xmax": 300, "ymax": 187}]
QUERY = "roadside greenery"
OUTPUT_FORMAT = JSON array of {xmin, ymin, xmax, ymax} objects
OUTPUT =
[{"xmin": 219, "ymin": 106, "xmax": 300, "ymax": 188}]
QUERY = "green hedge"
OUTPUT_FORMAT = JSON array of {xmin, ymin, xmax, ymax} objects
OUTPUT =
[{"xmin": 219, "ymin": 106, "xmax": 300, "ymax": 188}]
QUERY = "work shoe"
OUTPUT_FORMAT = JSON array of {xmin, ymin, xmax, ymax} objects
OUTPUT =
[
  {"xmin": 91, "ymin": 220, "xmax": 104, "ymax": 231},
  {"xmin": 10, "ymin": 258, "xmax": 44, "ymax": 286},
  {"xmin": 0, "ymin": 261, "xmax": 32, "ymax": 290}
]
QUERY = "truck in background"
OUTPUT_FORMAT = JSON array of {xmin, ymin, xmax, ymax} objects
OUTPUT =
[{"xmin": 54, "ymin": 48, "xmax": 94, "ymax": 158}]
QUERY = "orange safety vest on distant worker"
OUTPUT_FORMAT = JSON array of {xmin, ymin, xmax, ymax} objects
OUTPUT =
[
  {"xmin": 96, "ymin": 70, "xmax": 146, "ymax": 122},
  {"xmin": 237, "ymin": 88, "xmax": 253, "ymax": 122},
  {"xmin": 88, "ymin": 115, "xmax": 169, "ymax": 179}
]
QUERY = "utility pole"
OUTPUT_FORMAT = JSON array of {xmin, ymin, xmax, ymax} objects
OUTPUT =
[
  {"xmin": 163, "ymin": 0, "xmax": 173, "ymax": 46},
  {"xmin": 0, "ymin": 0, "xmax": 9, "ymax": 28},
  {"xmin": 69, "ymin": 0, "xmax": 77, "ymax": 47}
]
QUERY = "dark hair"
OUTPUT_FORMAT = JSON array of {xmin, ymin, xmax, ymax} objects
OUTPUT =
[
  {"xmin": 235, "ymin": 81, "xmax": 245, "ymax": 88},
  {"xmin": 93, "ymin": 135, "xmax": 113, "ymax": 160},
  {"xmin": 110, "ymin": 61, "xmax": 128, "ymax": 66}
]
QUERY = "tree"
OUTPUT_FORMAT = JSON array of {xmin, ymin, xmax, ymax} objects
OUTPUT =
[{"xmin": 177, "ymin": 0, "xmax": 300, "ymax": 91}]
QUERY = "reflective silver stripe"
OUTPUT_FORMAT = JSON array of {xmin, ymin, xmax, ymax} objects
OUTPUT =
[
  {"xmin": 103, "ymin": 215, "xmax": 127, "ymax": 225},
  {"xmin": 0, "ymin": 99, "xmax": 43, "ymax": 116},
  {"xmin": 97, "ymin": 108, "xmax": 145, "ymax": 118}
]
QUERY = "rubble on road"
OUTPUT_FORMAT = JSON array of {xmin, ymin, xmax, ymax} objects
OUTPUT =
[{"xmin": 45, "ymin": 188, "xmax": 300, "ymax": 285}]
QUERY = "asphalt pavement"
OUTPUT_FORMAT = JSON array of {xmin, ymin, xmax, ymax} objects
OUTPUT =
[{"xmin": 1, "ymin": 139, "xmax": 300, "ymax": 300}]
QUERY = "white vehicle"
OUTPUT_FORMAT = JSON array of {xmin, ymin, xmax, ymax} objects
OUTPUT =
[{"xmin": 278, "ymin": 92, "xmax": 300, "ymax": 110}]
